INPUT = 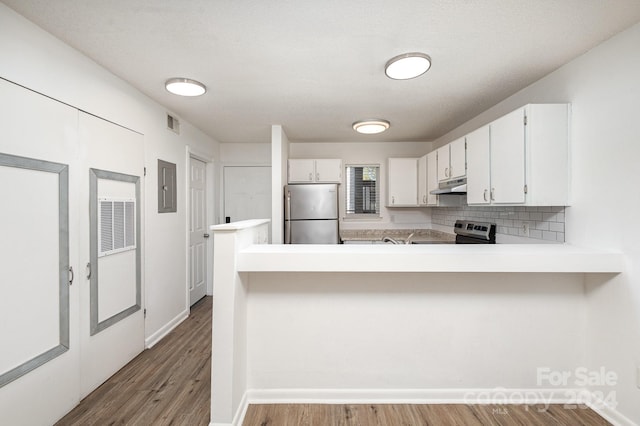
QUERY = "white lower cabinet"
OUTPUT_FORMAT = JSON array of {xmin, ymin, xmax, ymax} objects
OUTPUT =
[
  {"xmin": 466, "ymin": 103, "xmax": 569, "ymax": 206},
  {"xmin": 387, "ymin": 157, "xmax": 418, "ymax": 206}
]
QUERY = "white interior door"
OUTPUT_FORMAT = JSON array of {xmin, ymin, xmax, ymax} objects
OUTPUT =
[
  {"xmin": 0, "ymin": 79, "xmax": 80, "ymax": 424},
  {"xmin": 223, "ymin": 166, "xmax": 271, "ymax": 238},
  {"xmin": 189, "ymin": 157, "xmax": 207, "ymax": 305},
  {"xmin": 78, "ymin": 112, "xmax": 145, "ymax": 397}
]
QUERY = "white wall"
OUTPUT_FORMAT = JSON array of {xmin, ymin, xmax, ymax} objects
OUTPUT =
[
  {"xmin": 248, "ymin": 272, "xmax": 585, "ymax": 393},
  {"xmin": 0, "ymin": 4, "xmax": 220, "ymax": 346},
  {"xmin": 432, "ymin": 22, "xmax": 640, "ymax": 424},
  {"xmin": 290, "ymin": 141, "xmax": 433, "ymax": 229},
  {"xmin": 271, "ymin": 126, "xmax": 290, "ymax": 243}
]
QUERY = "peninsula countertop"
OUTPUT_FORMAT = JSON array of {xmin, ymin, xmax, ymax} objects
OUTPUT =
[{"xmin": 237, "ymin": 243, "xmax": 624, "ymax": 274}]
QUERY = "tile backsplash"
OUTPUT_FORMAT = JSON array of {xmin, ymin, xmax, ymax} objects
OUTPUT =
[{"xmin": 431, "ymin": 205, "xmax": 566, "ymax": 242}]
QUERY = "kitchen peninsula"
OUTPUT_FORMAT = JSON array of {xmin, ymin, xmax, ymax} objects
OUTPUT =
[{"xmin": 210, "ymin": 219, "xmax": 624, "ymax": 425}]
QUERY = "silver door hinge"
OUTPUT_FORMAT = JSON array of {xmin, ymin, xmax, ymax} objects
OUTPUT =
[
  {"xmin": 144, "ymin": 308, "xmax": 147, "ymax": 318},
  {"xmin": 524, "ymin": 115, "xmax": 528, "ymax": 126},
  {"xmin": 144, "ymin": 167, "xmax": 147, "ymax": 176},
  {"xmin": 524, "ymin": 185, "xmax": 528, "ymax": 194}
]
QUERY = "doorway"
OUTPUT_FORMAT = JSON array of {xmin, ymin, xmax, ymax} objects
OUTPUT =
[
  {"xmin": 223, "ymin": 166, "xmax": 272, "ymax": 240},
  {"xmin": 189, "ymin": 156, "xmax": 208, "ymax": 306}
]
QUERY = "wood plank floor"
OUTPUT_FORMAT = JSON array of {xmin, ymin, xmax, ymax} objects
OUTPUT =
[
  {"xmin": 54, "ymin": 295, "xmax": 611, "ymax": 426},
  {"xmin": 55, "ymin": 296, "xmax": 212, "ymax": 426},
  {"xmin": 243, "ymin": 403, "xmax": 611, "ymax": 426}
]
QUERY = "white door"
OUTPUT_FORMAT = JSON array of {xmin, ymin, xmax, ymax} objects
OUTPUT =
[
  {"xmin": 490, "ymin": 107, "xmax": 526, "ymax": 204},
  {"xmin": 223, "ymin": 166, "xmax": 272, "ymax": 236},
  {"xmin": 287, "ymin": 159, "xmax": 315, "ymax": 183},
  {"xmin": 387, "ymin": 158, "xmax": 417, "ymax": 206},
  {"xmin": 436, "ymin": 145, "xmax": 450, "ymax": 181},
  {"xmin": 417, "ymin": 154, "xmax": 428, "ymax": 206},
  {"xmin": 0, "ymin": 79, "xmax": 81, "ymax": 424},
  {"xmin": 78, "ymin": 112, "xmax": 145, "ymax": 397},
  {"xmin": 426, "ymin": 151, "xmax": 439, "ymax": 206},
  {"xmin": 466, "ymin": 125, "xmax": 491, "ymax": 205},
  {"xmin": 314, "ymin": 159, "xmax": 342, "ymax": 183},
  {"xmin": 189, "ymin": 157, "xmax": 207, "ymax": 306},
  {"xmin": 449, "ymin": 137, "xmax": 466, "ymax": 179}
]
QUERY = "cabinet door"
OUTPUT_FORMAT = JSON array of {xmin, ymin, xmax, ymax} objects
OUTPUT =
[
  {"xmin": 287, "ymin": 159, "xmax": 315, "ymax": 183},
  {"xmin": 388, "ymin": 158, "xmax": 418, "ymax": 206},
  {"xmin": 490, "ymin": 108, "xmax": 526, "ymax": 204},
  {"xmin": 436, "ymin": 145, "xmax": 450, "ymax": 181},
  {"xmin": 449, "ymin": 137, "xmax": 466, "ymax": 179},
  {"xmin": 417, "ymin": 154, "xmax": 428, "ymax": 206},
  {"xmin": 426, "ymin": 151, "xmax": 439, "ymax": 206},
  {"xmin": 314, "ymin": 159, "xmax": 342, "ymax": 183},
  {"xmin": 466, "ymin": 125, "xmax": 491, "ymax": 205}
]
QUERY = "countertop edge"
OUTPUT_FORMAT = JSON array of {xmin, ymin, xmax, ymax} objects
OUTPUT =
[{"xmin": 237, "ymin": 244, "xmax": 625, "ymax": 273}]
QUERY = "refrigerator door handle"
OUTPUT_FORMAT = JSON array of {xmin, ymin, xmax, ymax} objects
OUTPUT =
[{"xmin": 285, "ymin": 190, "xmax": 291, "ymax": 244}]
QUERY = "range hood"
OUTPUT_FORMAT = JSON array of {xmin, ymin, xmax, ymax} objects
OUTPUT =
[{"xmin": 430, "ymin": 177, "xmax": 467, "ymax": 195}]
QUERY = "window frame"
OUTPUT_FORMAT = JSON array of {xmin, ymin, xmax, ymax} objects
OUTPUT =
[{"xmin": 344, "ymin": 163, "xmax": 381, "ymax": 220}]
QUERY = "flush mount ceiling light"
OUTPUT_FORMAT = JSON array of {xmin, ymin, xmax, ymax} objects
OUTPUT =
[
  {"xmin": 165, "ymin": 78, "xmax": 207, "ymax": 97},
  {"xmin": 352, "ymin": 119, "xmax": 390, "ymax": 134},
  {"xmin": 385, "ymin": 52, "xmax": 432, "ymax": 80}
]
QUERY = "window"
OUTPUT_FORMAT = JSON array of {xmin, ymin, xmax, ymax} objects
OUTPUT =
[{"xmin": 345, "ymin": 165, "xmax": 380, "ymax": 217}]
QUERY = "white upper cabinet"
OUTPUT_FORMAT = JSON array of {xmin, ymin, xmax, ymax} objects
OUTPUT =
[
  {"xmin": 288, "ymin": 159, "xmax": 342, "ymax": 183},
  {"xmin": 387, "ymin": 157, "xmax": 418, "ymax": 206},
  {"xmin": 490, "ymin": 108, "xmax": 527, "ymax": 204},
  {"xmin": 465, "ymin": 125, "xmax": 491, "ymax": 205},
  {"xmin": 426, "ymin": 151, "xmax": 439, "ymax": 206},
  {"xmin": 436, "ymin": 145, "xmax": 450, "ymax": 181},
  {"xmin": 466, "ymin": 104, "xmax": 569, "ymax": 206},
  {"xmin": 418, "ymin": 154, "xmax": 428, "ymax": 206},
  {"xmin": 449, "ymin": 137, "xmax": 466, "ymax": 180},
  {"xmin": 437, "ymin": 137, "xmax": 466, "ymax": 181}
]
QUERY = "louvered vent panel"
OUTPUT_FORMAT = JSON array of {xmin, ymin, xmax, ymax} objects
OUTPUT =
[
  {"xmin": 113, "ymin": 201, "xmax": 125, "ymax": 250},
  {"xmin": 125, "ymin": 201, "xmax": 135, "ymax": 247},
  {"xmin": 100, "ymin": 201, "xmax": 113, "ymax": 254},
  {"xmin": 98, "ymin": 198, "xmax": 136, "ymax": 257}
]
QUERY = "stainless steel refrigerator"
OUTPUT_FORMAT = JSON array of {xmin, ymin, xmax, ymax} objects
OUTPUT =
[{"xmin": 284, "ymin": 183, "xmax": 339, "ymax": 244}]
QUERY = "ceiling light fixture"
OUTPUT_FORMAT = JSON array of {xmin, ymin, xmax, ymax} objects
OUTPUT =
[
  {"xmin": 352, "ymin": 119, "xmax": 390, "ymax": 134},
  {"xmin": 165, "ymin": 78, "xmax": 207, "ymax": 97},
  {"xmin": 385, "ymin": 52, "xmax": 432, "ymax": 80}
]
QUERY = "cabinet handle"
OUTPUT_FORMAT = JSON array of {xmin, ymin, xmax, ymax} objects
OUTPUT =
[
  {"xmin": 445, "ymin": 167, "xmax": 449, "ymax": 177},
  {"xmin": 392, "ymin": 196, "xmax": 395, "ymax": 205},
  {"xmin": 483, "ymin": 189, "xmax": 488, "ymax": 202},
  {"xmin": 490, "ymin": 188, "xmax": 495, "ymax": 201},
  {"xmin": 69, "ymin": 266, "xmax": 74, "ymax": 286},
  {"xmin": 423, "ymin": 195, "xmax": 426, "ymax": 203}
]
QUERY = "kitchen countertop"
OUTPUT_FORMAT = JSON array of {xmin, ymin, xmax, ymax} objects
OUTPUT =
[
  {"xmin": 340, "ymin": 228, "xmax": 455, "ymax": 243},
  {"xmin": 237, "ymin": 243, "xmax": 624, "ymax": 273}
]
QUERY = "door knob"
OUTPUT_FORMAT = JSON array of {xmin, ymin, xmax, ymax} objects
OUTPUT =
[{"xmin": 204, "ymin": 233, "xmax": 210, "ymax": 238}]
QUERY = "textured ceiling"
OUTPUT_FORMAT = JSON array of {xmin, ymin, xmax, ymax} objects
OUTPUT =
[{"xmin": 3, "ymin": 0, "xmax": 640, "ymax": 143}]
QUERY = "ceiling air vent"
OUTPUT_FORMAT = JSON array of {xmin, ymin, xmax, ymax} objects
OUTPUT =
[{"xmin": 167, "ymin": 113, "xmax": 180, "ymax": 134}]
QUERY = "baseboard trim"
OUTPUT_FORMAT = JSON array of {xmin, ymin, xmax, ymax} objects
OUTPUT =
[
  {"xmin": 208, "ymin": 391, "xmax": 249, "ymax": 426},
  {"xmin": 244, "ymin": 387, "xmax": 583, "ymax": 405},
  {"xmin": 587, "ymin": 395, "xmax": 637, "ymax": 426},
  {"xmin": 144, "ymin": 308, "xmax": 189, "ymax": 349},
  {"xmin": 229, "ymin": 388, "xmax": 638, "ymax": 426}
]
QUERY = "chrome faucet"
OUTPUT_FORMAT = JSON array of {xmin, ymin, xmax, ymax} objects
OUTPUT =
[
  {"xmin": 382, "ymin": 236, "xmax": 401, "ymax": 244},
  {"xmin": 405, "ymin": 232, "xmax": 416, "ymax": 244}
]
